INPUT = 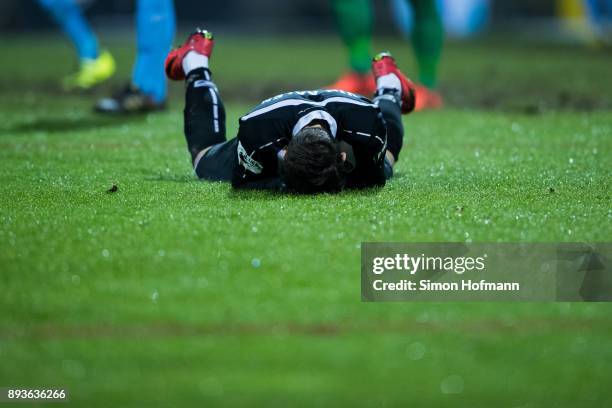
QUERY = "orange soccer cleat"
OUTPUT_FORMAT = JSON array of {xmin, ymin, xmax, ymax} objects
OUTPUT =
[
  {"xmin": 414, "ymin": 85, "xmax": 444, "ymax": 111},
  {"xmin": 326, "ymin": 71, "xmax": 376, "ymax": 96}
]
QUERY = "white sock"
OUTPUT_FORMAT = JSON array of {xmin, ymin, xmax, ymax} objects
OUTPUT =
[
  {"xmin": 182, "ymin": 51, "xmax": 209, "ymax": 76},
  {"xmin": 376, "ymin": 74, "xmax": 402, "ymax": 96}
]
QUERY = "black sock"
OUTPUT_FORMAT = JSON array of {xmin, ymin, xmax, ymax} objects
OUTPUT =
[
  {"xmin": 375, "ymin": 95, "xmax": 404, "ymax": 161},
  {"xmin": 183, "ymin": 68, "xmax": 226, "ymax": 162}
]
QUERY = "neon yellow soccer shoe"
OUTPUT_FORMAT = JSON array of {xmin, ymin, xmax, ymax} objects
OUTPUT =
[{"xmin": 63, "ymin": 50, "xmax": 116, "ymax": 91}]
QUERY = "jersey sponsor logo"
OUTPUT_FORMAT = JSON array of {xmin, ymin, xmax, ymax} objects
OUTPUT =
[{"xmin": 237, "ymin": 141, "xmax": 263, "ymax": 174}]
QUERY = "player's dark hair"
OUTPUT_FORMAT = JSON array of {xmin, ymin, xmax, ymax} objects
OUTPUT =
[{"xmin": 282, "ymin": 127, "xmax": 347, "ymax": 194}]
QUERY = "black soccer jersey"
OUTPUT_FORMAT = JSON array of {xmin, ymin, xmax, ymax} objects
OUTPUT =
[{"xmin": 231, "ymin": 89, "xmax": 388, "ymax": 190}]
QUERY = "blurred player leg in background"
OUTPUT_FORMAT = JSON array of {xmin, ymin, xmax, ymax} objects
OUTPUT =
[
  {"xmin": 329, "ymin": 0, "xmax": 443, "ymax": 110},
  {"xmin": 328, "ymin": 0, "xmax": 376, "ymax": 95},
  {"xmin": 558, "ymin": 0, "xmax": 598, "ymax": 42},
  {"xmin": 132, "ymin": 0, "xmax": 176, "ymax": 107},
  {"xmin": 586, "ymin": 0, "xmax": 612, "ymax": 43},
  {"xmin": 36, "ymin": 0, "xmax": 115, "ymax": 90},
  {"xmin": 558, "ymin": 0, "xmax": 612, "ymax": 44},
  {"xmin": 408, "ymin": 0, "xmax": 444, "ymax": 110},
  {"xmin": 392, "ymin": 0, "xmax": 490, "ymax": 108},
  {"xmin": 95, "ymin": 0, "xmax": 175, "ymax": 114}
]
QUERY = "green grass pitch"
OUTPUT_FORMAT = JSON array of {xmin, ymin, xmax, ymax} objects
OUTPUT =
[{"xmin": 0, "ymin": 33, "xmax": 611, "ymax": 406}]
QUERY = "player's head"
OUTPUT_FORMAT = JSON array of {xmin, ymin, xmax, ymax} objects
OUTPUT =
[{"xmin": 282, "ymin": 126, "xmax": 347, "ymax": 194}]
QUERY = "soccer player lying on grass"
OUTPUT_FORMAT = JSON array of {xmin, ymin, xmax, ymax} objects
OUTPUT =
[{"xmin": 164, "ymin": 29, "xmax": 416, "ymax": 193}]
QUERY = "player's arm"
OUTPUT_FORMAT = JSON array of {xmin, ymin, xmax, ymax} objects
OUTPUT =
[
  {"xmin": 231, "ymin": 138, "xmax": 284, "ymax": 190},
  {"xmin": 231, "ymin": 119, "xmax": 287, "ymax": 190},
  {"xmin": 340, "ymin": 112, "xmax": 388, "ymax": 189}
]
